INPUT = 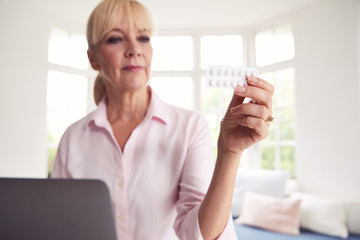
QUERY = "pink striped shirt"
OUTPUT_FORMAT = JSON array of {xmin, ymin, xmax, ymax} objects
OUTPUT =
[{"xmin": 51, "ymin": 87, "xmax": 236, "ymax": 240}]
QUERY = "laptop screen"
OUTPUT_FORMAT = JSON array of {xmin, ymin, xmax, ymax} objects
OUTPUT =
[{"xmin": 0, "ymin": 178, "xmax": 117, "ymax": 240}]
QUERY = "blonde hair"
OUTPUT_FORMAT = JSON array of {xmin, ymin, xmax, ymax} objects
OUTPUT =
[{"xmin": 87, "ymin": 0, "xmax": 154, "ymax": 105}]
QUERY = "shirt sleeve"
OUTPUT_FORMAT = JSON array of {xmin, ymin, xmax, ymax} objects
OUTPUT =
[{"xmin": 173, "ymin": 113, "xmax": 237, "ymax": 240}]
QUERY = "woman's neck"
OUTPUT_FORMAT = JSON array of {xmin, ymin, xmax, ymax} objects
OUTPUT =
[{"xmin": 105, "ymin": 85, "xmax": 151, "ymax": 124}]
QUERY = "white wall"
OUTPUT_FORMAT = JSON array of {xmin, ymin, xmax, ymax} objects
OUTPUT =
[
  {"xmin": 0, "ymin": 1, "xmax": 49, "ymax": 177},
  {"xmin": 0, "ymin": 1, "xmax": 91, "ymax": 178},
  {"xmin": 357, "ymin": 0, "xmax": 360, "ymax": 111},
  {"xmin": 294, "ymin": 0, "xmax": 360, "ymax": 198}
]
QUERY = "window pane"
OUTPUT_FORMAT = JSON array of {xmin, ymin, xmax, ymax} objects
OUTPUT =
[
  {"xmin": 255, "ymin": 29, "xmax": 274, "ymax": 67},
  {"xmin": 281, "ymin": 146, "xmax": 295, "ymax": 178},
  {"xmin": 279, "ymin": 107, "xmax": 295, "ymax": 140},
  {"xmin": 150, "ymin": 77, "xmax": 193, "ymax": 109},
  {"xmin": 201, "ymin": 35, "xmax": 243, "ymax": 69},
  {"xmin": 47, "ymin": 147, "xmax": 57, "ymax": 174},
  {"xmin": 262, "ymin": 146, "xmax": 275, "ymax": 169},
  {"xmin": 47, "ymin": 71, "xmax": 88, "ymax": 110},
  {"xmin": 204, "ymin": 112, "xmax": 220, "ymax": 143},
  {"xmin": 48, "ymin": 27, "xmax": 70, "ymax": 67},
  {"xmin": 201, "ymin": 77, "xmax": 233, "ymax": 111},
  {"xmin": 259, "ymin": 71, "xmax": 276, "ymax": 142},
  {"xmin": 151, "ymin": 36, "xmax": 193, "ymax": 71},
  {"xmin": 264, "ymin": 122, "xmax": 276, "ymax": 142},
  {"xmin": 203, "ymin": 111, "xmax": 221, "ymax": 159},
  {"xmin": 276, "ymin": 68, "xmax": 295, "ymax": 107},
  {"xmin": 259, "ymin": 71, "xmax": 275, "ymax": 86},
  {"xmin": 255, "ymin": 23, "xmax": 294, "ymax": 67},
  {"xmin": 201, "ymin": 76, "xmax": 233, "ymax": 158},
  {"xmin": 46, "ymin": 71, "xmax": 88, "ymax": 142},
  {"xmin": 68, "ymin": 33, "xmax": 89, "ymax": 70},
  {"xmin": 47, "ymin": 108, "xmax": 87, "ymax": 142},
  {"xmin": 48, "ymin": 27, "xmax": 89, "ymax": 70},
  {"xmin": 274, "ymin": 24, "xmax": 295, "ymax": 63}
]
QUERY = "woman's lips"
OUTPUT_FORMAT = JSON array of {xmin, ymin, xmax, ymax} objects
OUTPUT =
[{"xmin": 123, "ymin": 66, "xmax": 144, "ymax": 72}]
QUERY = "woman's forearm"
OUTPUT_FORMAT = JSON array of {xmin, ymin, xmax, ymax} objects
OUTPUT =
[
  {"xmin": 198, "ymin": 75, "xmax": 274, "ymax": 239},
  {"xmin": 198, "ymin": 150, "xmax": 242, "ymax": 240}
]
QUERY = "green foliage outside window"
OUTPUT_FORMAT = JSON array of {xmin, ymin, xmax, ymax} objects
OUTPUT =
[
  {"xmin": 281, "ymin": 146, "xmax": 295, "ymax": 178},
  {"xmin": 262, "ymin": 146, "xmax": 275, "ymax": 169}
]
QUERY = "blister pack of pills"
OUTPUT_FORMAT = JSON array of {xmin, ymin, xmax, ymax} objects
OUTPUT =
[{"xmin": 206, "ymin": 65, "xmax": 259, "ymax": 88}]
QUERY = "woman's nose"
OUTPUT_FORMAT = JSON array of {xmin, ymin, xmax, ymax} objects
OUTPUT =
[{"xmin": 125, "ymin": 40, "xmax": 141, "ymax": 57}]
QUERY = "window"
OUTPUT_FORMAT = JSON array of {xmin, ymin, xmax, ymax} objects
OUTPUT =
[
  {"xmin": 200, "ymin": 35, "xmax": 244, "ymax": 156},
  {"xmin": 200, "ymin": 35, "xmax": 243, "ymax": 69},
  {"xmin": 255, "ymin": 23, "xmax": 296, "ymax": 178},
  {"xmin": 48, "ymin": 27, "xmax": 89, "ymax": 70},
  {"xmin": 151, "ymin": 36, "xmax": 193, "ymax": 71},
  {"xmin": 255, "ymin": 23, "xmax": 294, "ymax": 67},
  {"xmin": 46, "ymin": 27, "xmax": 94, "ymax": 175},
  {"xmin": 150, "ymin": 35, "xmax": 194, "ymax": 109},
  {"xmin": 150, "ymin": 77, "xmax": 193, "ymax": 109},
  {"xmin": 150, "ymin": 34, "xmax": 244, "ymax": 159},
  {"xmin": 46, "ymin": 22, "xmax": 296, "ymax": 178},
  {"xmin": 151, "ymin": 23, "xmax": 296, "ymax": 178}
]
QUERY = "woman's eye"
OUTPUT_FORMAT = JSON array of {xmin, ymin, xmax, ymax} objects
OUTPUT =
[
  {"xmin": 107, "ymin": 37, "xmax": 122, "ymax": 43},
  {"xmin": 139, "ymin": 36, "xmax": 150, "ymax": 43}
]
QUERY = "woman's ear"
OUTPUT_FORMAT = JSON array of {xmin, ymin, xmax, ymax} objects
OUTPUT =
[{"xmin": 87, "ymin": 49, "xmax": 100, "ymax": 70}]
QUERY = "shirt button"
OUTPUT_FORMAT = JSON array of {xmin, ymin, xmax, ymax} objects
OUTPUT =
[
  {"xmin": 119, "ymin": 214, "xmax": 125, "ymax": 221},
  {"xmin": 118, "ymin": 181, "xmax": 124, "ymax": 188}
]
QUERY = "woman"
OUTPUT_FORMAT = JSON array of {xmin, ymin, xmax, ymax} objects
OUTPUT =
[{"xmin": 51, "ymin": 0, "xmax": 274, "ymax": 239}]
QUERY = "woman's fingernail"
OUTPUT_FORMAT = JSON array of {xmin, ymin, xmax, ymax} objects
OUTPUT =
[
  {"xmin": 230, "ymin": 106, "xmax": 239, "ymax": 113},
  {"xmin": 238, "ymin": 118, "xmax": 246, "ymax": 125},
  {"xmin": 248, "ymin": 76, "xmax": 258, "ymax": 83},
  {"xmin": 235, "ymin": 86, "xmax": 246, "ymax": 93}
]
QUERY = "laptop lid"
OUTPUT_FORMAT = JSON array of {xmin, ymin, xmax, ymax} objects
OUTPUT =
[{"xmin": 0, "ymin": 178, "xmax": 118, "ymax": 240}]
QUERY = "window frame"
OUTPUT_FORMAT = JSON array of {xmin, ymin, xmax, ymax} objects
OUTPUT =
[
  {"xmin": 151, "ymin": 28, "xmax": 248, "ymax": 111},
  {"xmin": 46, "ymin": 21, "xmax": 297, "ymax": 178},
  {"xmin": 152, "ymin": 24, "xmax": 296, "ymax": 176},
  {"xmin": 248, "ymin": 19, "xmax": 297, "ymax": 178},
  {"xmin": 46, "ymin": 26, "xmax": 97, "ymax": 174}
]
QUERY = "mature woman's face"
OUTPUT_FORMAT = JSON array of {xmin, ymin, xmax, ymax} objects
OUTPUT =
[{"xmin": 90, "ymin": 22, "xmax": 153, "ymax": 91}]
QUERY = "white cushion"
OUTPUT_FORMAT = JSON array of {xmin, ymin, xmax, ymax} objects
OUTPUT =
[
  {"xmin": 292, "ymin": 192, "xmax": 348, "ymax": 238},
  {"xmin": 348, "ymin": 202, "xmax": 360, "ymax": 235},
  {"xmin": 231, "ymin": 168, "xmax": 289, "ymax": 217}
]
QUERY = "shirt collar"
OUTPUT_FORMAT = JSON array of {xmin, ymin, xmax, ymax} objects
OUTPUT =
[
  {"xmin": 87, "ymin": 86, "xmax": 170, "ymax": 129},
  {"xmin": 87, "ymin": 96, "xmax": 109, "ymax": 129},
  {"xmin": 145, "ymin": 86, "xmax": 170, "ymax": 125}
]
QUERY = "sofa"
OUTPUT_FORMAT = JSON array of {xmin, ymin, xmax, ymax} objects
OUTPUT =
[
  {"xmin": 234, "ymin": 224, "xmax": 360, "ymax": 240},
  {"xmin": 231, "ymin": 168, "xmax": 360, "ymax": 239}
]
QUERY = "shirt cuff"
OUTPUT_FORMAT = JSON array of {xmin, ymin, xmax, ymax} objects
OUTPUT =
[
  {"xmin": 194, "ymin": 208, "xmax": 237, "ymax": 240},
  {"xmin": 175, "ymin": 201, "xmax": 237, "ymax": 239},
  {"xmin": 214, "ymin": 215, "xmax": 237, "ymax": 240},
  {"xmin": 175, "ymin": 204, "xmax": 203, "ymax": 239}
]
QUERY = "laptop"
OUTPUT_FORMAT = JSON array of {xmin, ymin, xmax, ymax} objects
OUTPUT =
[{"xmin": 0, "ymin": 178, "xmax": 118, "ymax": 240}]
